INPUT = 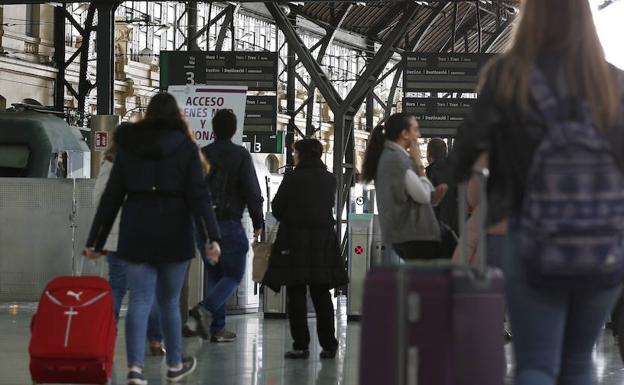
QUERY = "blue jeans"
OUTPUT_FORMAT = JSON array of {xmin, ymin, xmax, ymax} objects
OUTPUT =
[
  {"xmin": 197, "ymin": 220, "xmax": 249, "ymax": 334},
  {"xmin": 106, "ymin": 253, "xmax": 161, "ymax": 342},
  {"xmin": 125, "ymin": 260, "xmax": 189, "ymax": 368},
  {"xmin": 503, "ymin": 231, "xmax": 621, "ymax": 385},
  {"xmin": 486, "ymin": 234, "xmax": 506, "ymax": 270}
]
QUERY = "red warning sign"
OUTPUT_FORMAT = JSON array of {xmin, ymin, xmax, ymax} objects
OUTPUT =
[
  {"xmin": 94, "ymin": 131, "xmax": 109, "ymax": 152},
  {"xmin": 354, "ymin": 246, "xmax": 364, "ymax": 255}
]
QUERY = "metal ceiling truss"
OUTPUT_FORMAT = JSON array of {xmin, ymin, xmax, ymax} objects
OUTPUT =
[
  {"xmin": 52, "ymin": 1, "xmax": 118, "ymax": 125},
  {"xmin": 441, "ymin": 0, "xmax": 514, "ymax": 53},
  {"xmin": 42, "ymin": 0, "xmax": 517, "ymax": 256},
  {"xmin": 306, "ymin": 2, "xmax": 353, "ymax": 136},
  {"xmin": 268, "ymin": 1, "xmax": 425, "ymax": 257}
]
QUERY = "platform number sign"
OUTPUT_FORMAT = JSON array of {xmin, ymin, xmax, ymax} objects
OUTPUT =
[{"xmin": 94, "ymin": 131, "xmax": 108, "ymax": 152}]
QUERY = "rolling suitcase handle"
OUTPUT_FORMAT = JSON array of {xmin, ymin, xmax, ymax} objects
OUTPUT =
[{"xmin": 457, "ymin": 167, "xmax": 490, "ymax": 276}]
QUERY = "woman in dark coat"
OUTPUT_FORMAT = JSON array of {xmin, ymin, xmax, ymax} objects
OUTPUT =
[
  {"xmin": 83, "ymin": 92, "xmax": 221, "ymax": 385},
  {"xmin": 263, "ymin": 138, "xmax": 349, "ymax": 360}
]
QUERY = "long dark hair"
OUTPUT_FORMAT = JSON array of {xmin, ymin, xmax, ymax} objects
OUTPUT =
[
  {"xmin": 144, "ymin": 92, "xmax": 210, "ymax": 174},
  {"xmin": 362, "ymin": 113, "xmax": 415, "ymax": 182}
]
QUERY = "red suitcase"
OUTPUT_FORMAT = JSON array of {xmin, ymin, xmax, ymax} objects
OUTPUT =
[
  {"xmin": 29, "ymin": 275, "xmax": 116, "ymax": 385},
  {"xmin": 359, "ymin": 169, "xmax": 505, "ymax": 385}
]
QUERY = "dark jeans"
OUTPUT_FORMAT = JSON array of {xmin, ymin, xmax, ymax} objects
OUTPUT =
[
  {"xmin": 197, "ymin": 220, "xmax": 249, "ymax": 334},
  {"xmin": 106, "ymin": 252, "xmax": 161, "ymax": 342},
  {"xmin": 286, "ymin": 285, "xmax": 338, "ymax": 352},
  {"xmin": 504, "ymin": 231, "xmax": 621, "ymax": 385}
]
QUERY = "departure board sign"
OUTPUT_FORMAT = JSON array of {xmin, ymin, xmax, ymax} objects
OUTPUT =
[
  {"xmin": 244, "ymin": 96, "xmax": 277, "ymax": 134},
  {"xmin": 160, "ymin": 51, "xmax": 278, "ymax": 91},
  {"xmin": 403, "ymin": 53, "xmax": 493, "ymax": 93},
  {"xmin": 243, "ymin": 132, "xmax": 284, "ymax": 154},
  {"xmin": 403, "ymin": 98, "xmax": 475, "ymax": 137}
]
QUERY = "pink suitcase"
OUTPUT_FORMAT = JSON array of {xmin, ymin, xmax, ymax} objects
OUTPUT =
[{"xmin": 359, "ymin": 169, "xmax": 505, "ymax": 385}]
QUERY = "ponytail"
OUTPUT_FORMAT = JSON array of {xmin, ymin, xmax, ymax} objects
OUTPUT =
[
  {"xmin": 362, "ymin": 113, "xmax": 417, "ymax": 182},
  {"xmin": 362, "ymin": 125, "xmax": 387, "ymax": 182}
]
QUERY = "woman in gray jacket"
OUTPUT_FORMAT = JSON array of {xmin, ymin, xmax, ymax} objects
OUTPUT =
[
  {"xmin": 362, "ymin": 113, "xmax": 447, "ymax": 260},
  {"xmin": 94, "ymin": 142, "xmax": 164, "ymax": 356}
]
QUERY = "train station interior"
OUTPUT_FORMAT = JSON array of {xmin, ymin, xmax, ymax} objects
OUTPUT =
[{"xmin": 2, "ymin": 0, "xmax": 624, "ymax": 384}]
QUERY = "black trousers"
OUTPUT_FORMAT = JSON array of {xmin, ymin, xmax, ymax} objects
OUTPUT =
[
  {"xmin": 286, "ymin": 285, "xmax": 338, "ymax": 352},
  {"xmin": 393, "ymin": 241, "xmax": 441, "ymax": 261}
]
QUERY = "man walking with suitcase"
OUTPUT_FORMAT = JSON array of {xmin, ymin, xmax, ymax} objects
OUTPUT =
[{"xmin": 188, "ymin": 109, "xmax": 264, "ymax": 342}]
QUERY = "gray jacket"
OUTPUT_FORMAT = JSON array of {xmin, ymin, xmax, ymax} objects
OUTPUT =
[{"xmin": 376, "ymin": 141, "xmax": 441, "ymax": 245}]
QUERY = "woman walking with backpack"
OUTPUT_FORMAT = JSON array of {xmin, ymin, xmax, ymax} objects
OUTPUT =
[
  {"xmin": 452, "ymin": 0, "xmax": 624, "ymax": 384},
  {"xmin": 83, "ymin": 92, "xmax": 221, "ymax": 385}
]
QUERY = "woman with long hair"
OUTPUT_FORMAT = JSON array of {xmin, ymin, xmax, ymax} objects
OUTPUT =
[
  {"xmin": 362, "ymin": 113, "xmax": 448, "ymax": 260},
  {"xmin": 94, "ymin": 141, "xmax": 165, "ymax": 356},
  {"xmin": 452, "ymin": 0, "xmax": 624, "ymax": 383},
  {"xmin": 83, "ymin": 92, "xmax": 221, "ymax": 385}
]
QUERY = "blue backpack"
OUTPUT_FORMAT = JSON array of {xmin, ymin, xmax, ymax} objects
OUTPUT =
[{"xmin": 521, "ymin": 70, "xmax": 624, "ymax": 289}]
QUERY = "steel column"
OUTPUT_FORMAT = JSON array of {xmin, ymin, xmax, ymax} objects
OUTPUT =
[
  {"xmin": 53, "ymin": 6, "xmax": 66, "ymax": 111},
  {"xmin": 365, "ymin": 38, "xmax": 374, "ymax": 133},
  {"xmin": 286, "ymin": 13, "xmax": 297, "ymax": 168},
  {"xmin": 95, "ymin": 1, "xmax": 115, "ymax": 115},
  {"xmin": 77, "ymin": 4, "xmax": 96, "ymax": 126},
  {"xmin": 216, "ymin": 4, "xmax": 239, "ymax": 51},
  {"xmin": 187, "ymin": 1, "xmax": 199, "ymax": 51},
  {"xmin": 229, "ymin": 6, "xmax": 235, "ymax": 52}
]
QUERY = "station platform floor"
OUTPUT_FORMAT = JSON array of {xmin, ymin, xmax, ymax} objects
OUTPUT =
[{"xmin": 1, "ymin": 301, "xmax": 623, "ymax": 385}]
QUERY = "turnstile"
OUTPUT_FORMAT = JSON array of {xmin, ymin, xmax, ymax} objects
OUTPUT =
[
  {"xmin": 347, "ymin": 213, "xmax": 374, "ymax": 321},
  {"xmin": 262, "ymin": 212, "xmax": 287, "ymax": 318}
]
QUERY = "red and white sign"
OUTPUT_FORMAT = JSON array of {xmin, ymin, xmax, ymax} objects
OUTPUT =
[
  {"xmin": 94, "ymin": 131, "xmax": 108, "ymax": 152},
  {"xmin": 354, "ymin": 246, "xmax": 364, "ymax": 255},
  {"xmin": 168, "ymin": 85, "xmax": 248, "ymax": 147}
]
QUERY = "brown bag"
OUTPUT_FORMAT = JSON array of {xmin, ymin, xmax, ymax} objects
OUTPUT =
[{"xmin": 251, "ymin": 224, "xmax": 279, "ymax": 283}]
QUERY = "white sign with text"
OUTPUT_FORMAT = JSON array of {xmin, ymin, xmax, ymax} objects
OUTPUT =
[{"xmin": 168, "ymin": 85, "xmax": 248, "ymax": 146}]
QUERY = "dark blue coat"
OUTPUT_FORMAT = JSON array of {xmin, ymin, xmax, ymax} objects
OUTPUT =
[{"xmin": 86, "ymin": 118, "xmax": 221, "ymax": 264}]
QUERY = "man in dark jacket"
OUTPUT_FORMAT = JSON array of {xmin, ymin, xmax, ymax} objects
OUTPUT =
[
  {"xmin": 426, "ymin": 138, "xmax": 458, "ymax": 234},
  {"xmin": 189, "ymin": 109, "xmax": 264, "ymax": 343}
]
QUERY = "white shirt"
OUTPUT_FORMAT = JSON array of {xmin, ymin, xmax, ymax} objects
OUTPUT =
[{"xmin": 386, "ymin": 141, "xmax": 434, "ymax": 204}]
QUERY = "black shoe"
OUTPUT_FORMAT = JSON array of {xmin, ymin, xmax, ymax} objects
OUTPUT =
[
  {"xmin": 189, "ymin": 305, "xmax": 211, "ymax": 340},
  {"xmin": 127, "ymin": 370, "xmax": 147, "ymax": 385},
  {"xmin": 182, "ymin": 325, "xmax": 199, "ymax": 338},
  {"xmin": 166, "ymin": 356, "xmax": 197, "ymax": 382},
  {"xmin": 320, "ymin": 349, "xmax": 337, "ymax": 359},
  {"xmin": 284, "ymin": 349, "xmax": 310, "ymax": 359},
  {"xmin": 210, "ymin": 329, "xmax": 237, "ymax": 343}
]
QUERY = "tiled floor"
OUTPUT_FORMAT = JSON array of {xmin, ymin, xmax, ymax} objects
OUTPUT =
[{"xmin": 2, "ymin": 301, "xmax": 624, "ymax": 385}]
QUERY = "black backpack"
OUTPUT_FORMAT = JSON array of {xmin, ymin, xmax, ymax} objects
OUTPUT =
[{"xmin": 207, "ymin": 149, "xmax": 241, "ymax": 219}]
